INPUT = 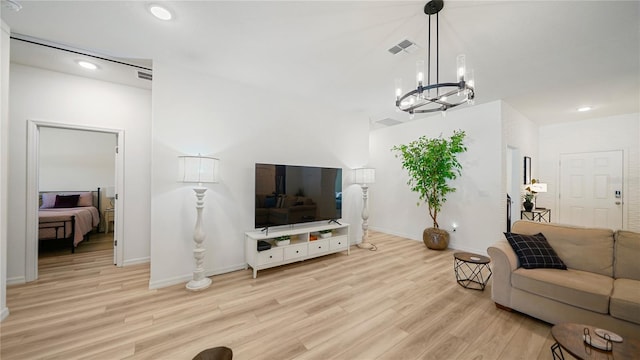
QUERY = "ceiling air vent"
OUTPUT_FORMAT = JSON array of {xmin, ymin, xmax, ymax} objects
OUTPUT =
[
  {"xmin": 137, "ymin": 71, "xmax": 152, "ymax": 81},
  {"xmin": 388, "ymin": 39, "xmax": 418, "ymax": 55},
  {"xmin": 376, "ymin": 118, "xmax": 403, "ymax": 126}
]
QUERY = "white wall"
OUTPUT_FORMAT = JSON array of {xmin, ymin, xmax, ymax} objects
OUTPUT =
[
  {"xmin": 538, "ymin": 113, "xmax": 640, "ymax": 231},
  {"xmin": 368, "ymin": 101, "xmax": 504, "ymax": 255},
  {"xmin": 149, "ymin": 61, "xmax": 369, "ymax": 288},
  {"xmin": 7, "ymin": 64, "xmax": 151, "ymax": 282},
  {"xmin": 1, "ymin": 20, "xmax": 10, "ymax": 321},
  {"xmin": 39, "ymin": 127, "xmax": 116, "ymax": 191}
]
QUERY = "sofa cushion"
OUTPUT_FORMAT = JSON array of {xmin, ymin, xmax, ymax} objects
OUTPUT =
[
  {"xmin": 511, "ymin": 221, "xmax": 614, "ymax": 277},
  {"xmin": 512, "ymin": 268, "xmax": 613, "ymax": 314},
  {"xmin": 504, "ymin": 232, "xmax": 567, "ymax": 269},
  {"xmin": 614, "ymin": 230, "xmax": 640, "ymax": 281},
  {"xmin": 610, "ymin": 278, "xmax": 640, "ymax": 325}
]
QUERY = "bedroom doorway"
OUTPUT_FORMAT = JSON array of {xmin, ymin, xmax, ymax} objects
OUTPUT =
[{"xmin": 26, "ymin": 120, "xmax": 125, "ymax": 281}]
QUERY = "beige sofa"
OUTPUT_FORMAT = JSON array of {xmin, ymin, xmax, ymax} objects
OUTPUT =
[{"xmin": 488, "ymin": 220, "xmax": 640, "ymax": 338}]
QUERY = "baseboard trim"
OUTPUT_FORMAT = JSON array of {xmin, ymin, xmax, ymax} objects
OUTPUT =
[
  {"xmin": 123, "ymin": 257, "xmax": 150, "ymax": 266},
  {"xmin": 368, "ymin": 226, "xmax": 488, "ymax": 256},
  {"xmin": 148, "ymin": 263, "xmax": 248, "ymax": 290},
  {"xmin": 1, "ymin": 307, "xmax": 9, "ymax": 321},
  {"xmin": 7, "ymin": 276, "xmax": 25, "ymax": 285}
]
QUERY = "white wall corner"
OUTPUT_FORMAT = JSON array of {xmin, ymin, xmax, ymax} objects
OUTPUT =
[
  {"xmin": 122, "ymin": 257, "xmax": 150, "ymax": 266},
  {"xmin": 6, "ymin": 276, "xmax": 26, "ymax": 285},
  {"xmin": 1, "ymin": 307, "xmax": 9, "ymax": 321}
]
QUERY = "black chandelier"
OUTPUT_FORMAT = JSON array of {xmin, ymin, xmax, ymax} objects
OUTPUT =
[{"xmin": 395, "ymin": 0, "xmax": 475, "ymax": 116}]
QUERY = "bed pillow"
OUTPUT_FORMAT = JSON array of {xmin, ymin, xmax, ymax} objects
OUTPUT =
[
  {"xmin": 77, "ymin": 192, "xmax": 93, "ymax": 207},
  {"xmin": 40, "ymin": 193, "xmax": 57, "ymax": 209},
  {"xmin": 53, "ymin": 194, "xmax": 80, "ymax": 208},
  {"xmin": 504, "ymin": 232, "xmax": 567, "ymax": 270}
]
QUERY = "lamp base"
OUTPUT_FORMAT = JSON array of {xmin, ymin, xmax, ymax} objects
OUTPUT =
[
  {"xmin": 357, "ymin": 242, "xmax": 377, "ymax": 251},
  {"xmin": 186, "ymin": 277, "xmax": 212, "ymax": 291}
]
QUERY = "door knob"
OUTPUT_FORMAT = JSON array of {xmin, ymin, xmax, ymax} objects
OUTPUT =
[{"xmin": 615, "ymin": 201, "xmax": 621, "ymax": 205}]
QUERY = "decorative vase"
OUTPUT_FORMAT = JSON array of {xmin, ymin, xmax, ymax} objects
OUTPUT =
[
  {"xmin": 523, "ymin": 201, "xmax": 534, "ymax": 211},
  {"xmin": 423, "ymin": 227, "xmax": 450, "ymax": 250}
]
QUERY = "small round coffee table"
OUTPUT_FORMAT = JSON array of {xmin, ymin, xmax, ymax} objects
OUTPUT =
[
  {"xmin": 453, "ymin": 252, "xmax": 492, "ymax": 291},
  {"xmin": 551, "ymin": 323, "xmax": 640, "ymax": 359}
]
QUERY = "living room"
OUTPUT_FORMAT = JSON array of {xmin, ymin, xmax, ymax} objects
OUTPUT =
[{"xmin": 0, "ymin": 1, "xmax": 639, "ymax": 358}]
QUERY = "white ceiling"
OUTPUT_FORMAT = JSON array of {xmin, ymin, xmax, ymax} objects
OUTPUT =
[{"xmin": 2, "ymin": 1, "xmax": 639, "ymax": 128}]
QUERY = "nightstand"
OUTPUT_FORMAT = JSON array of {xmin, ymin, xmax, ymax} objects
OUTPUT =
[{"xmin": 104, "ymin": 208, "xmax": 114, "ymax": 233}]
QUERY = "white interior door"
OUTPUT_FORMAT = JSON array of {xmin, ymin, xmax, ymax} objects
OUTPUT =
[{"xmin": 559, "ymin": 151, "xmax": 623, "ymax": 229}]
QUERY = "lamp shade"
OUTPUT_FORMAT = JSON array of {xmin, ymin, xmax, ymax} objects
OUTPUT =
[
  {"xmin": 105, "ymin": 186, "xmax": 115, "ymax": 198},
  {"xmin": 529, "ymin": 183, "xmax": 547, "ymax": 193},
  {"xmin": 178, "ymin": 155, "xmax": 219, "ymax": 184},
  {"xmin": 354, "ymin": 168, "xmax": 375, "ymax": 185}
]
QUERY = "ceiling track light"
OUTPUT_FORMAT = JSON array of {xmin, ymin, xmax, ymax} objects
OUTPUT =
[
  {"xmin": 76, "ymin": 60, "xmax": 98, "ymax": 70},
  {"xmin": 395, "ymin": 0, "xmax": 475, "ymax": 117}
]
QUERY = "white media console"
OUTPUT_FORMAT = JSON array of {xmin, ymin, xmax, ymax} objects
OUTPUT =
[{"xmin": 245, "ymin": 222, "xmax": 350, "ymax": 278}]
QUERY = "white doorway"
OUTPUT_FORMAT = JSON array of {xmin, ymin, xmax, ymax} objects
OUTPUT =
[
  {"xmin": 506, "ymin": 146, "xmax": 521, "ymax": 231},
  {"xmin": 558, "ymin": 150, "xmax": 623, "ymax": 229},
  {"xmin": 26, "ymin": 120, "xmax": 125, "ymax": 282}
]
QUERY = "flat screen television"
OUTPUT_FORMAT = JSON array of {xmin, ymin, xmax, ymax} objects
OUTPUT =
[{"xmin": 255, "ymin": 163, "xmax": 342, "ymax": 229}]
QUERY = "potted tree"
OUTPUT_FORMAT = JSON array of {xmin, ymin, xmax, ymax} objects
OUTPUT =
[{"xmin": 392, "ymin": 130, "xmax": 467, "ymax": 250}]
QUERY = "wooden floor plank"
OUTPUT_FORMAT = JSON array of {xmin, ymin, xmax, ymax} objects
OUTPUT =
[{"xmin": 1, "ymin": 231, "xmax": 554, "ymax": 360}]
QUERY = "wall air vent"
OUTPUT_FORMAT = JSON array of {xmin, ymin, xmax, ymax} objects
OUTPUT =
[
  {"xmin": 388, "ymin": 39, "xmax": 418, "ymax": 55},
  {"xmin": 137, "ymin": 71, "xmax": 153, "ymax": 81}
]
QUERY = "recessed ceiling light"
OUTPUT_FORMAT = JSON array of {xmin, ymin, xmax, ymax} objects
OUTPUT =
[
  {"xmin": 77, "ymin": 60, "xmax": 98, "ymax": 70},
  {"xmin": 149, "ymin": 4, "xmax": 172, "ymax": 20},
  {"xmin": 578, "ymin": 106, "xmax": 592, "ymax": 112}
]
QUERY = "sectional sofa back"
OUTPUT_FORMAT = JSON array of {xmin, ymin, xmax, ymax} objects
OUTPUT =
[
  {"xmin": 614, "ymin": 230, "xmax": 640, "ymax": 281},
  {"xmin": 511, "ymin": 221, "xmax": 614, "ymax": 276}
]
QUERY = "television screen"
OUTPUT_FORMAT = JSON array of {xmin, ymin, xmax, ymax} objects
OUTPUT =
[{"xmin": 255, "ymin": 163, "xmax": 342, "ymax": 228}]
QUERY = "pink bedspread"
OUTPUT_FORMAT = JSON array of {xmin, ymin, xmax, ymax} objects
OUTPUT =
[{"xmin": 39, "ymin": 207, "xmax": 100, "ymax": 246}]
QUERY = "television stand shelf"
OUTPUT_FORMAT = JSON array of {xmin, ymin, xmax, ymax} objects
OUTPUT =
[{"xmin": 245, "ymin": 222, "xmax": 350, "ymax": 278}]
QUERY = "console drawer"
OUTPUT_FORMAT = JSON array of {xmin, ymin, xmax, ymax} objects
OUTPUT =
[
  {"xmin": 284, "ymin": 244, "xmax": 308, "ymax": 260},
  {"xmin": 257, "ymin": 248, "xmax": 283, "ymax": 265},
  {"xmin": 308, "ymin": 239, "xmax": 329, "ymax": 255},
  {"xmin": 329, "ymin": 236, "xmax": 348, "ymax": 250}
]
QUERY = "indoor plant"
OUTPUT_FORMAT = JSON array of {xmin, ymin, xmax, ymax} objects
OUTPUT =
[
  {"xmin": 522, "ymin": 192, "xmax": 535, "ymax": 211},
  {"xmin": 522, "ymin": 178, "xmax": 540, "ymax": 211},
  {"xmin": 274, "ymin": 235, "xmax": 291, "ymax": 246},
  {"xmin": 392, "ymin": 130, "xmax": 467, "ymax": 250}
]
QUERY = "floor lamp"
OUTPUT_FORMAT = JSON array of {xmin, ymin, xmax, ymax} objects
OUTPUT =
[
  {"xmin": 179, "ymin": 155, "xmax": 219, "ymax": 291},
  {"xmin": 354, "ymin": 168, "xmax": 377, "ymax": 251}
]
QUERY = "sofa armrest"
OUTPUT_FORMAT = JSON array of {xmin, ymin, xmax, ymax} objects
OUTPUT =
[{"xmin": 487, "ymin": 240, "xmax": 520, "ymax": 308}]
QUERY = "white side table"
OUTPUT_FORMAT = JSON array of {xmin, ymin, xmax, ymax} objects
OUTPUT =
[{"xmin": 104, "ymin": 208, "xmax": 114, "ymax": 233}]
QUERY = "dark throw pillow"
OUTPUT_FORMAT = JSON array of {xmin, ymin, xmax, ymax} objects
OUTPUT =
[
  {"xmin": 504, "ymin": 232, "xmax": 567, "ymax": 270},
  {"xmin": 53, "ymin": 194, "xmax": 80, "ymax": 208}
]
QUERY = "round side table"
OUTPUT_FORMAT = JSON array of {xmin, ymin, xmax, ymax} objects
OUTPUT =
[
  {"xmin": 453, "ymin": 252, "xmax": 492, "ymax": 291},
  {"xmin": 551, "ymin": 323, "xmax": 640, "ymax": 359}
]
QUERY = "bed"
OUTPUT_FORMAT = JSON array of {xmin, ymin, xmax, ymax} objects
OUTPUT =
[{"xmin": 38, "ymin": 188, "xmax": 101, "ymax": 253}]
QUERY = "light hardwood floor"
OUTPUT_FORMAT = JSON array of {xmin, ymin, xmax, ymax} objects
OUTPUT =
[{"xmin": 1, "ymin": 231, "xmax": 559, "ymax": 360}]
